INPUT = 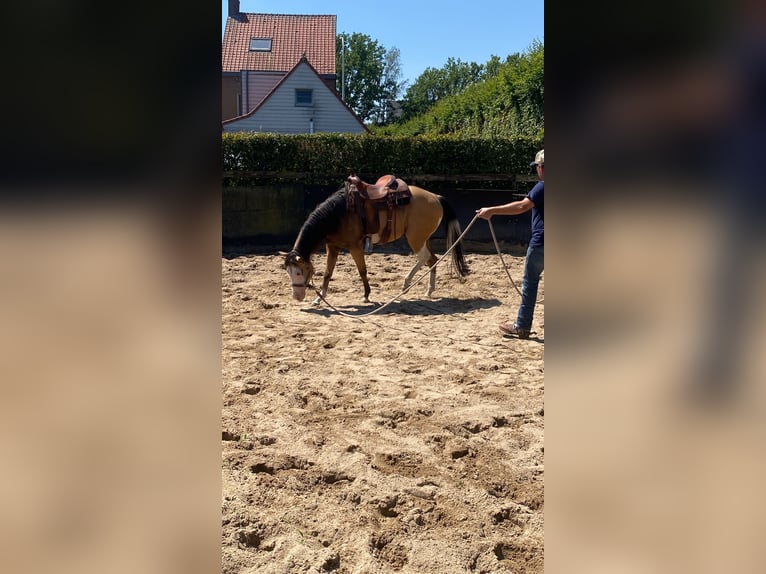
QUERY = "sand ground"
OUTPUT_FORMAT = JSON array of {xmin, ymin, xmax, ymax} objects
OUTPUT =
[{"xmin": 222, "ymin": 244, "xmax": 544, "ymax": 573}]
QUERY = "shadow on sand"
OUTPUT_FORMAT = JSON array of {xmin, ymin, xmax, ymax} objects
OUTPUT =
[
  {"xmin": 300, "ymin": 296, "xmax": 502, "ymax": 317},
  {"xmin": 501, "ymin": 333, "xmax": 545, "ymax": 344}
]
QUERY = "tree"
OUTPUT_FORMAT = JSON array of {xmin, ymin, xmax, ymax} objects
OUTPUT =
[
  {"xmin": 375, "ymin": 41, "xmax": 544, "ymax": 139},
  {"xmin": 336, "ymin": 33, "xmax": 404, "ymax": 124},
  {"xmin": 484, "ymin": 55, "xmax": 503, "ymax": 80},
  {"xmin": 379, "ymin": 47, "xmax": 406, "ymax": 124},
  {"xmin": 400, "ymin": 57, "xmax": 485, "ymax": 120},
  {"xmin": 401, "ymin": 67, "xmax": 442, "ymax": 120}
]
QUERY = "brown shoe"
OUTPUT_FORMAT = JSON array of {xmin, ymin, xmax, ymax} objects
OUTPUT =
[{"xmin": 499, "ymin": 322, "xmax": 530, "ymax": 339}]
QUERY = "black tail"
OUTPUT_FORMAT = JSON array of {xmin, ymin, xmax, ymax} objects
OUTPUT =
[{"xmin": 438, "ymin": 196, "xmax": 470, "ymax": 277}]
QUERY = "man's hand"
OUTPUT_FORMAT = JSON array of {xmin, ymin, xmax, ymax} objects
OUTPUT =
[{"xmin": 476, "ymin": 207, "xmax": 493, "ymax": 220}]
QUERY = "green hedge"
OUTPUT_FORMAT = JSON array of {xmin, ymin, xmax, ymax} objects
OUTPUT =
[{"xmin": 222, "ymin": 133, "xmax": 543, "ymax": 186}]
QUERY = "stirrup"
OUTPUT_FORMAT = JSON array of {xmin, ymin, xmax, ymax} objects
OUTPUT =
[{"xmin": 364, "ymin": 236, "xmax": 373, "ymax": 254}]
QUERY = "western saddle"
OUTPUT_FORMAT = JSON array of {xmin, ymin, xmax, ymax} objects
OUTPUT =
[
  {"xmin": 346, "ymin": 174, "xmax": 409, "ymax": 200},
  {"xmin": 345, "ymin": 174, "xmax": 412, "ymax": 252}
]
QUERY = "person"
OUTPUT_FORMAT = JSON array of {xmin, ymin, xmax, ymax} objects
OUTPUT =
[{"xmin": 476, "ymin": 149, "xmax": 544, "ymax": 339}]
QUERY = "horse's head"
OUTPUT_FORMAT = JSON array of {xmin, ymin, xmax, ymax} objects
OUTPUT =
[{"xmin": 284, "ymin": 250, "xmax": 314, "ymax": 301}]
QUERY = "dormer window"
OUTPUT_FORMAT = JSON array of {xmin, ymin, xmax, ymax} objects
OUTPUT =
[{"xmin": 249, "ymin": 37, "xmax": 272, "ymax": 52}]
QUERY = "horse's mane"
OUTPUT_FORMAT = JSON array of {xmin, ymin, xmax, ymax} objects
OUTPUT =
[{"xmin": 292, "ymin": 187, "xmax": 348, "ymax": 256}]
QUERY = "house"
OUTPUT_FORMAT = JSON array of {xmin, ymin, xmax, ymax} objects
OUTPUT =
[
  {"xmin": 222, "ymin": 1, "xmax": 367, "ymax": 134},
  {"xmin": 223, "ymin": 55, "xmax": 368, "ymax": 134}
]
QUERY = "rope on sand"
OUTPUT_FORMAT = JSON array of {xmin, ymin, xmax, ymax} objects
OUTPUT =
[{"xmin": 311, "ymin": 214, "xmax": 542, "ymax": 318}]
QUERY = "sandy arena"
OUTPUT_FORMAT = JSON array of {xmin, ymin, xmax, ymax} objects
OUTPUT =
[{"xmin": 222, "ymin": 243, "xmax": 544, "ymax": 573}]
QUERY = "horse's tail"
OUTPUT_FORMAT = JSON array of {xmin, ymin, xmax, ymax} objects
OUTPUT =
[{"xmin": 438, "ymin": 196, "xmax": 470, "ymax": 278}]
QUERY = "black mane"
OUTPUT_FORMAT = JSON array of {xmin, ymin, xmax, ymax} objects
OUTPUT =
[{"xmin": 292, "ymin": 188, "xmax": 348, "ymax": 257}]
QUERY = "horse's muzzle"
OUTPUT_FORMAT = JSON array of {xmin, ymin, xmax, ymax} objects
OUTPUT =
[{"xmin": 291, "ymin": 284, "xmax": 307, "ymax": 301}]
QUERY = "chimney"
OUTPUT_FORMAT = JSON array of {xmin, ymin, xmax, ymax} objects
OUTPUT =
[{"xmin": 228, "ymin": 1, "xmax": 240, "ymax": 19}]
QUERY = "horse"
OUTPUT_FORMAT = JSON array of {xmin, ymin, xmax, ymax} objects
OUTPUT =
[{"xmin": 284, "ymin": 176, "xmax": 470, "ymax": 304}]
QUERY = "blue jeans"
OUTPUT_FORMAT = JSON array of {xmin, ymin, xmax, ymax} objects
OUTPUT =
[{"xmin": 516, "ymin": 244, "xmax": 544, "ymax": 330}]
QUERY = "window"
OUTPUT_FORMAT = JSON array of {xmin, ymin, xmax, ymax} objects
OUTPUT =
[
  {"xmin": 295, "ymin": 89, "xmax": 313, "ymax": 107},
  {"xmin": 249, "ymin": 37, "xmax": 272, "ymax": 52}
]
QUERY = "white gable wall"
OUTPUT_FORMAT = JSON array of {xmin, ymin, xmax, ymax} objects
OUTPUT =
[{"xmin": 224, "ymin": 63, "xmax": 365, "ymax": 134}]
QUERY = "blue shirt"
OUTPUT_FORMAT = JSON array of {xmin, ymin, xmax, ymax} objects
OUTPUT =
[{"xmin": 527, "ymin": 181, "xmax": 544, "ymax": 248}]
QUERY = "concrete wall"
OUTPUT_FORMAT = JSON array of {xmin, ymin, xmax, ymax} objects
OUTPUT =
[
  {"xmin": 223, "ymin": 181, "xmax": 536, "ymax": 249},
  {"xmin": 223, "ymin": 184, "xmax": 309, "ymax": 242}
]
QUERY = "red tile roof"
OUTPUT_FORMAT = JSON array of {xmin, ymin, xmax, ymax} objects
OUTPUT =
[{"xmin": 222, "ymin": 13, "xmax": 336, "ymax": 74}]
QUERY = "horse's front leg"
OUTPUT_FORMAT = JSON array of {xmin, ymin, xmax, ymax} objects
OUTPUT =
[
  {"xmin": 312, "ymin": 245, "xmax": 340, "ymax": 305},
  {"xmin": 348, "ymin": 247, "xmax": 371, "ymax": 303}
]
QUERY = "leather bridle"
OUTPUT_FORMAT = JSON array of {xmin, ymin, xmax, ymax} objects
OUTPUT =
[{"xmin": 284, "ymin": 250, "xmax": 313, "ymax": 288}]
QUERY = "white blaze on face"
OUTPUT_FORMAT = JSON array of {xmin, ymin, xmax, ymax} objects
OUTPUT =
[{"xmin": 286, "ymin": 265, "xmax": 306, "ymax": 301}]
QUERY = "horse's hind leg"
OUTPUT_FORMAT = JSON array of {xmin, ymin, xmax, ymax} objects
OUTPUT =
[
  {"xmin": 425, "ymin": 249, "xmax": 438, "ymax": 296},
  {"xmin": 403, "ymin": 244, "xmax": 438, "ymax": 297},
  {"xmin": 313, "ymin": 244, "xmax": 340, "ymax": 305}
]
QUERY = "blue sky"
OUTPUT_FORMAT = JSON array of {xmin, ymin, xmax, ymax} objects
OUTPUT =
[{"xmin": 223, "ymin": 0, "xmax": 544, "ymax": 87}]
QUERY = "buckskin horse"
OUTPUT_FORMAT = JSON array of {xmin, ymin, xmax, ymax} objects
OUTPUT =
[{"xmin": 284, "ymin": 175, "xmax": 470, "ymax": 304}]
